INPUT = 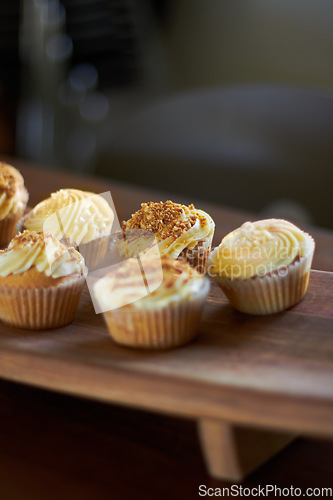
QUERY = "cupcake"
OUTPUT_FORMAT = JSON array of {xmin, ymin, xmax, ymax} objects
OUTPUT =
[
  {"xmin": 118, "ymin": 200, "xmax": 215, "ymax": 273},
  {"xmin": 0, "ymin": 162, "xmax": 29, "ymax": 247},
  {"xmin": 0, "ymin": 230, "xmax": 86, "ymax": 329},
  {"xmin": 21, "ymin": 188, "xmax": 114, "ymax": 270},
  {"xmin": 208, "ymin": 219, "xmax": 315, "ymax": 315},
  {"xmin": 93, "ymin": 255, "xmax": 210, "ymax": 349}
]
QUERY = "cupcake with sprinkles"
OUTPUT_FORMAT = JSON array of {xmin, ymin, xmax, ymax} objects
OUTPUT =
[
  {"xmin": 118, "ymin": 200, "xmax": 215, "ymax": 273},
  {"xmin": 0, "ymin": 230, "xmax": 86, "ymax": 329}
]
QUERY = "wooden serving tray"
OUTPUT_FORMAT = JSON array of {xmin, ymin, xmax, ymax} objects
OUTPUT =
[{"xmin": 0, "ymin": 270, "xmax": 332, "ymax": 480}]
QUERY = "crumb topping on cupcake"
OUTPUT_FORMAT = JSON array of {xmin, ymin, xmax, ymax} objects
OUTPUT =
[
  {"xmin": 120, "ymin": 200, "xmax": 215, "ymax": 259},
  {"xmin": 0, "ymin": 230, "xmax": 85, "ymax": 278},
  {"xmin": 0, "ymin": 162, "xmax": 29, "ymax": 220},
  {"xmin": 122, "ymin": 201, "xmax": 197, "ymax": 241}
]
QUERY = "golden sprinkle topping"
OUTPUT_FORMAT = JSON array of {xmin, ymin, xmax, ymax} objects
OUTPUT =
[
  {"xmin": 122, "ymin": 201, "xmax": 197, "ymax": 241},
  {"xmin": 4, "ymin": 230, "xmax": 78, "ymax": 262},
  {"xmin": 8, "ymin": 230, "xmax": 58, "ymax": 248}
]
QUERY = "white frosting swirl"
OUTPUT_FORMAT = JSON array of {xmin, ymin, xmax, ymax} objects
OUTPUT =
[
  {"xmin": 209, "ymin": 218, "xmax": 314, "ymax": 279},
  {"xmin": 24, "ymin": 189, "xmax": 114, "ymax": 245},
  {"xmin": 158, "ymin": 209, "xmax": 215, "ymax": 257},
  {"xmin": 0, "ymin": 231, "xmax": 86, "ymax": 278}
]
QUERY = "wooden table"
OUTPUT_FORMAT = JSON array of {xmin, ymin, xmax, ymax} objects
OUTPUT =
[{"xmin": 0, "ymin": 160, "xmax": 333, "ymax": 499}]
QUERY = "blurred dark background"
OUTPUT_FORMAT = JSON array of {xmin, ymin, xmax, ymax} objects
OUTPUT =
[{"xmin": 0, "ymin": 0, "xmax": 332, "ymax": 228}]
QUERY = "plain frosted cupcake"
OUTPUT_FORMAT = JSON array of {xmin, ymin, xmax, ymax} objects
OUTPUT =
[
  {"xmin": 208, "ymin": 218, "xmax": 315, "ymax": 315},
  {"xmin": 94, "ymin": 255, "xmax": 210, "ymax": 349},
  {"xmin": 0, "ymin": 162, "xmax": 29, "ymax": 247},
  {"xmin": 0, "ymin": 230, "xmax": 86, "ymax": 329},
  {"xmin": 21, "ymin": 188, "xmax": 114, "ymax": 269},
  {"xmin": 118, "ymin": 200, "xmax": 215, "ymax": 273}
]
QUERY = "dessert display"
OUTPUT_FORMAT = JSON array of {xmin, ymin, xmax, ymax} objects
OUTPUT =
[
  {"xmin": 118, "ymin": 200, "xmax": 215, "ymax": 273},
  {"xmin": 0, "ymin": 230, "xmax": 86, "ymax": 329},
  {"xmin": 208, "ymin": 218, "xmax": 315, "ymax": 314},
  {"xmin": 93, "ymin": 255, "xmax": 210, "ymax": 349},
  {"xmin": 0, "ymin": 161, "xmax": 329, "ymax": 490},
  {"xmin": 0, "ymin": 162, "xmax": 29, "ymax": 247},
  {"xmin": 21, "ymin": 188, "xmax": 114, "ymax": 269},
  {"xmin": 0, "ymin": 159, "xmax": 320, "ymax": 353}
]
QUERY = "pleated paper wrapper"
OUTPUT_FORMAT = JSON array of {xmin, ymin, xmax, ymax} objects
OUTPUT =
[
  {"xmin": 77, "ymin": 235, "xmax": 110, "ymax": 271},
  {"xmin": 212, "ymin": 249, "xmax": 314, "ymax": 315},
  {"xmin": 102, "ymin": 280, "xmax": 210, "ymax": 350},
  {"xmin": 178, "ymin": 237, "xmax": 213, "ymax": 274},
  {"xmin": 0, "ymin": 275, "xmax": 85, "ymax": 330}
]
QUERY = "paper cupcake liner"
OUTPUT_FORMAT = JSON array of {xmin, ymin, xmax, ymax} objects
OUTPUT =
[
  {"xmin": 0, "ymin": 209, "xmax": 26, "ymax": 247},
  {"xmin": 102, "ymin": 280, "xmax": 210, "ymax": 349},
  {"xmin": 178, "ymin": 237, "xmax": 213, "ymax": 274},
  {"xmin": 58, "ymin": 236, "xmax": 110, "ymax": 271},
  {"xmin": 212, "ymin": 245, "xmax": 314, "ymax": 315},
  {"xmin": 76, "ymin": 235, "xmax": 110, "ymax": 271},
  {"xmin": 0, "ymin": 275, "xmax": 85, "ymax": 330}
]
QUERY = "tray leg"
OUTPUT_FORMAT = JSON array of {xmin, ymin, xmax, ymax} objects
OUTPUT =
[{"xmin": 197, "ymin": 418, "xmax": 296, "ymax": 481}]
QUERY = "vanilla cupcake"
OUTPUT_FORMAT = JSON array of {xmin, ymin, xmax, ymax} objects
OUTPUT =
[
  {"xmin": 21, "ymin": 188, "xmax": 114, "ymax": 269},
  {"xmin": 0, "ymin": 231, "xmax": 86, "ymax": 329},
  {"xmin": 0, "ymin": 162, "xmax": 29, "ymax": 247},
  {"xmin": 208, "ymin": 219, "xmax": 315, "ymax": 315},
  {"xmin": 118, "ymin": 201, "xmax": 215, "ymax": 273},
  {"xmin": 93, "ymin": 255, "xmax": 210, "ymax": 349}
]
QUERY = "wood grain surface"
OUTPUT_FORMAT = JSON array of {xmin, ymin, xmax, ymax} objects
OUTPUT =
[
  {"xmin": 0, "ymin": 161, "xmax": 332, "ymax": 435},
  {"xmin": 0, "ymin": 269, "xmax": 332, "ymax": 437}
]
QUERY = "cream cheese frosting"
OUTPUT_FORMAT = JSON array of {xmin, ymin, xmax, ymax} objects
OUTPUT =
[
  {"xmin": 119, "ymin": 201, "xmax": 215, "ymax": 258},
  {"xmin": 0, "ymin": 230, "xmax": 86, "ymax": 278},
  {"xmin": 0, "ymin": 162, "xmax": 28, "ymax": 220},
  {"xmin": 94, "ymin": 255, "xmax": 209, "ymax": 311},
  {"xmin": 24, "ymin": 188, "xmax": 114, "ymax": 245},
  {"xmin": 209, "ymin": 219, "xmax": 314, "ymax": 279}
]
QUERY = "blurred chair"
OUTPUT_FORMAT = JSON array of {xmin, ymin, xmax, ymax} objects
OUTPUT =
[{"xmin": 98, "ymin": 85, "xmax": 333, "ymax": 229}]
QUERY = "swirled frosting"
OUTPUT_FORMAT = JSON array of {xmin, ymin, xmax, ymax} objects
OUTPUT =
[
  {"xmin": 0, "ymin": 162, "xmax": 28, "ymax": 220},
  {"xmin": 0, "ymin": 230, "xmax": 86, "ymax": 278},
  {"xmin": 209, "ymin": 219, "xmax": 314, "ymax": 279},
  {"xmin": 94, "ymin": 255, "xmax": 209, "ymax": 311},
  {"xmin": 24, "ymin": 189, "xmax": 114, "ymax": 245},
  {"xmin": 119, "ymin": 201, "xmax": 215, "ymax": 258}
]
